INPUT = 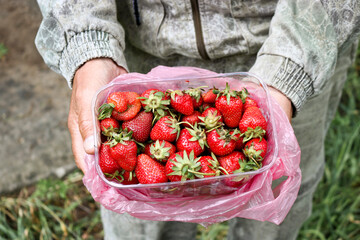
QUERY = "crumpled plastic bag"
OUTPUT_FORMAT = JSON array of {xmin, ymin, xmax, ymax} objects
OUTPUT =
[{"xmin": 82, "ymin": 66, "xmax": 301, "ymax": 226}]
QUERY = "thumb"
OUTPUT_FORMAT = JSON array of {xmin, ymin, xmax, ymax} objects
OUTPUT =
[
  {"xmin": 84, "ymin": 135, "xmax": 96, "ymax": 155},
  {"xmin": 77, "ymin": 93, "xmax": 98, "ymax": 155}
]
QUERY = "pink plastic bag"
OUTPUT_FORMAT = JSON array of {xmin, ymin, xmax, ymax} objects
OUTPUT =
[{"xmin": 83, "ymin": 66, "xmax": 301, "ymax": 226}]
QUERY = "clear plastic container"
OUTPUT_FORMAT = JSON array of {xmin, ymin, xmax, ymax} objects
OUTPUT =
[{"xmin": 91, "ymin": 72, "xmax": 279, "ymax": 199}]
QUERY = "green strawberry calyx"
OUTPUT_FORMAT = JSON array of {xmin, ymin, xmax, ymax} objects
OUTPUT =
[
  {"xmin": 165, "ymin": 117, "xmax": 181, "ymax": 140},
  {"xmin": 185, "ymin": 86, "xmax": 207, "ymax": 102},
  {"xmin": 185, "ymin": 123, "xmax": 209, "ymax": 149},
  {"xmin": 101, "ymin": 124, "xmax": 120, "ymax": 138},
  {"xmin": 213, "ymin": 83, "xmax": 248, "ymax": 105},
  {"xmin": 241, "ymin": 126, "xmax": 266, "ymax": 142},
  {"xmin": 190, "ymin": 153, "xmax": 228, "ymax": 177},
  {"xmin": 150, "ymin": 140, "xmax": 172, "ymax": 161},
  {"xmin": 199, "ymin": 109, "xmax": 223, "ymax": 130},
  {"xmin": 167, "ymin": 150, "xmax": 202, "ymax": 181},
  {"xmin": 107, "ymin": 130, "xmax": 133, "ymax": 147},
  {"xmin": 167, "ymin": 89, "xmax": 184, "ymax": 101},
  {"xmin": 216, "ymin": 127, "xmax": 233, "ymax": 147},
  {"xmin": 138, "ymin": 91, "xmax": 170, "ymax": 123},
  {"xmin": 104, "ymin": 170, "xmax": 125, "ymax": 182},
  {"xmin": 98, "ymin": 103, "xmax": 115, "ymax": 120},
  {"xmin": 243, "ymin": 142, "xmax": 264, "ymax": 167}
]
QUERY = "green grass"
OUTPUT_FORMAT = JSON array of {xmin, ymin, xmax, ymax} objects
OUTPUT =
[
  {"xmin": 0, "ymin": 172, "xmax": 103, "ymax": 240},
  {"xmin": 0, "ymin": 43, "xmax": 8, "ymax": 60},
  {"xmin": 297, "ymin": 54, "xmax": 360, "ymax": 240},
  {"xmin": 1, "ymin": 48, "xmax": 360, "ymax": 240}
]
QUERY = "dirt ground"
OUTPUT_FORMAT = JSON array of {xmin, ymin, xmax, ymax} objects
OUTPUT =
[{"xmin": 0, "ymin": 0, "xmax": 76, "ymax": 194}]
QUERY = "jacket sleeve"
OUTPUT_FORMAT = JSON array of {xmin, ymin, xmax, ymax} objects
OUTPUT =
[
  {"xmin": 249, "ymin": 0, "xmax": 360, "ymax": 115},
  {"xmin": 35, "ymin": 0, "xmax": 128, "ymax": 88}
]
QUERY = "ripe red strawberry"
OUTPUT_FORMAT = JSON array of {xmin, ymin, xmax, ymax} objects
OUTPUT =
[
  {"xmin": 140, "ymin": 89, "xmax": 162, "ymax": 107},
  {"xmin": 169, "ymin": 90, "xmax": 194, "ymax": 115},
  {"xmin": 99, "ymin": 143, "xmax": 121, "ymax": 175},
  {"xmin": 230, "ymin": 129, "xmax": 245, "ymax": 150},
  {"xmin": 176, "ymin": 124, "xmax": 208, "ymax": 156},
  {"xmin": 122, "ymin": 111, "xmax": 153, "ymax": 142},
  {"xmin": 120, "ymin": 170, "xmax": 139, "ymax": 185},
  {"xmin": 243, "ymin": 97, "xmax": 258, "ymax": 111},
  {"xmin": 198, "ymin": 107, "xmax": 223, "ymax": 130},
  {"xmin": 181, "ymin": 111, "xmax": 202, "ymax": 128},
  {"xmin": 139, "ymin": 89, "xmax": 170, "ymax": 122},
  {"xmin": 107, "ymin": 92, "xmax": 127, "ymax": 113},
  {"xmin": 197, "ymin": 154, "xmax": 222, "ymax": 178},
  {"xmin": 100, "ymin": 118, "xmax": 120, "ymax": 137},
  {"xmin": 185, "ymin": 86, "xmax": 205, "ymax": 109},
  {"xmin": 144, "ymin": 140, "xmax": 176, "ymax": 162},
  {"xmin": 111, "ymin": 92, "xmax": 142, "ymax": 121},
  {"xmin": 135, "ymin": 154, "xmax": 168, "ymax": 184},
  {"xmin": 206, "ymin": 128, "xmax": 236, "ymax": 156},
  {"xmin": 215, "ymin": 83, "xmax": 245, "ymax": 128},
  {"xmin": 218, "ymin": 151, "xmax": 255, "ymax": 187},
  {"xmin": 218, "ymin": 151, "xmax": 246, "ymax": 175},
  {"xmin": 200, "ymin": 103, "xmax": 212, "ymax": 112},
  {"xmin": 150, "ymin": 116, "xmax": 180, "ymax": 142},
  {"xmin": 109, "ymin": 132, "xmax": 138, "ymax": 171},
  {"xmin": 165, "ymin": 151, "xmax": 202, "ymax": 182},
  {"xmin": 243, "ymin": 138, "xmax": 267, "ymax": 162},
  {"xmin": 202, "ymin": 88, "xmax": 218, "ymax": 104},
  {"xmin": 239, "ymin": 106, "xmax": 267, "ymax": 142}
]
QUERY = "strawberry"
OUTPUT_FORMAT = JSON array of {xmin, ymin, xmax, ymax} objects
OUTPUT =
[
  {"xmin": 230, "ymin": 129, "xmax": 245, "ymax": 150},
  {"xmin": 243, "ymin": 97, "xmax": 258, "ymax": 111},
  {"xmin": 218, "ymin": 151, "xmax": 257, "ymax": 187},
  {"xmin": 197, "ymin": 153, "xmax": 222, "ymax": 178},
  {"xmin": 111, "ymin": 92, "xmax": 142, "ymax": 121},
  {"xmin": 144, "ymin": 140, "xmax": 176, "ymax": 162},
  {"xmin": 200, "ymin": 103, "xmax": 212, "ymax": 112},
  {"xmin": 215, "ymin": 83, "xmax": 246, "ymax": 128},
  {"xmin": 120, "ymin": 170, "xmax": 139, "ymax": 185},
  {"xmin": 181, "ymin": 111, "xmax": 202, "ymax": 128},
  {"xmin": 206, "ymin": 128, "xmax": 236, "ymax": 156},
  {"xmin": 185, "ymin": 86, "xmax": 206, "ymax": 109},
  {"xmin": 165, "ymin": 151, "xmax": 202, "ymax": 182},
  {"xmin": 198, "ymin": 107, "xmax": 223, "ymax": 130},
  {"xmin": 108, "ymin": 131, "xmax": 138, "ymax": 171},
  {"xmin": 135, "ymin": 154, "xmax": 168, "ymax": 184},
  {"xmin": 176, "ymin": 123, "xmax": 208, "ymax": 156},
  {"xmin": 107, "ymin": 92, "xmax": 127, "ymax": 113},
  {"xmin": 202, "ymin": 87, "xmax": 218, "ymax": 104},
  {"xmin": 139, "ymin": 89, "xmax": 170, "ymax": 122},
  {"xmin": 122, "ymin": 111, "xmax": 153, "ymax": 142},
  {"xmin": 243, "ymin": 138, "xmax": 267, "ymax": 162},
  {"xmin": 150, "ymin": 116, "xmax": 181, "ymax": 142},
  {"xmin": 99, "ymin": 143, "xmax": 121, "ymax": 175},
  {"xmin": 100, "ymin": 118, "xmax": 120, "ymax": 137},
  {"xmin": 168, "ymin": 90, "xmax": 194, "ymax": 115},
  {"xmin": 239, "ymin": 106, "xmax": 267, "ymax": 142},
  {"xmin": 218, "ymin": 151, "xmax": 246, "ymax": 175}
]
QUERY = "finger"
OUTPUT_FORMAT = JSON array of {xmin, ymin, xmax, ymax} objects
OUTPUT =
[
  {"xmin": 68, "ymin": 115, "xmax": 87, "ymax": 173},
  {"xmin": 77, "ymin": 90, "xmax": 98, "ymax": 155}
]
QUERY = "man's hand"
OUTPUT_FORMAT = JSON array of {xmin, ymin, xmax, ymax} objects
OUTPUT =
[
  {"xmin": 68, "ymin": 58, "xmax": 127, "ymax": 173},
  {"xmin": 268, "ymin": 87, "xmax": 293, "ymax": 122}
]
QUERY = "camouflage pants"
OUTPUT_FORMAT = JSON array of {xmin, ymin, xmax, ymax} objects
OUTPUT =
[{"xmin": 100, "ymin": 42, "xmax": 357, "ymax": 240}]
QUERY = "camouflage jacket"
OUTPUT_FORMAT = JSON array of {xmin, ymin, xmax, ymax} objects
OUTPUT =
[{"xmin": 35, "ymin": 0, "xmax": 360, "ymax": 113}]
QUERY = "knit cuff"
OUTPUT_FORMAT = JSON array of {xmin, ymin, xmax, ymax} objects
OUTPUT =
[
  {"xmin": 249, "ymin": 55, "xmax": 314, "ymax": 115},
  {"xmin": 59, "ymin": 30, "xmax": 128, "ymax": 88}
]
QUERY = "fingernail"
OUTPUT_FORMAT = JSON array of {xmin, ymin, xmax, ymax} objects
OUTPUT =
[{"xmin": 84, "ymin": 135, "xmax": 95, "ymax": 154}]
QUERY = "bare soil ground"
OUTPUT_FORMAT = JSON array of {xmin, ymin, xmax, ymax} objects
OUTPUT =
[{"xmin": 0, "ymin": 0, "xmax": 76, "ymax": 194}]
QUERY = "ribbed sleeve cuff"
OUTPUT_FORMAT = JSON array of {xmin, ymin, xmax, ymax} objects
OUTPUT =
[
  {"xmin": 249, "ymin": 55, "xmax": 314, "ymax": 115},
  {"xmin": 59, "ymin": 30, "xmax": 128, "ymax": 88}
]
